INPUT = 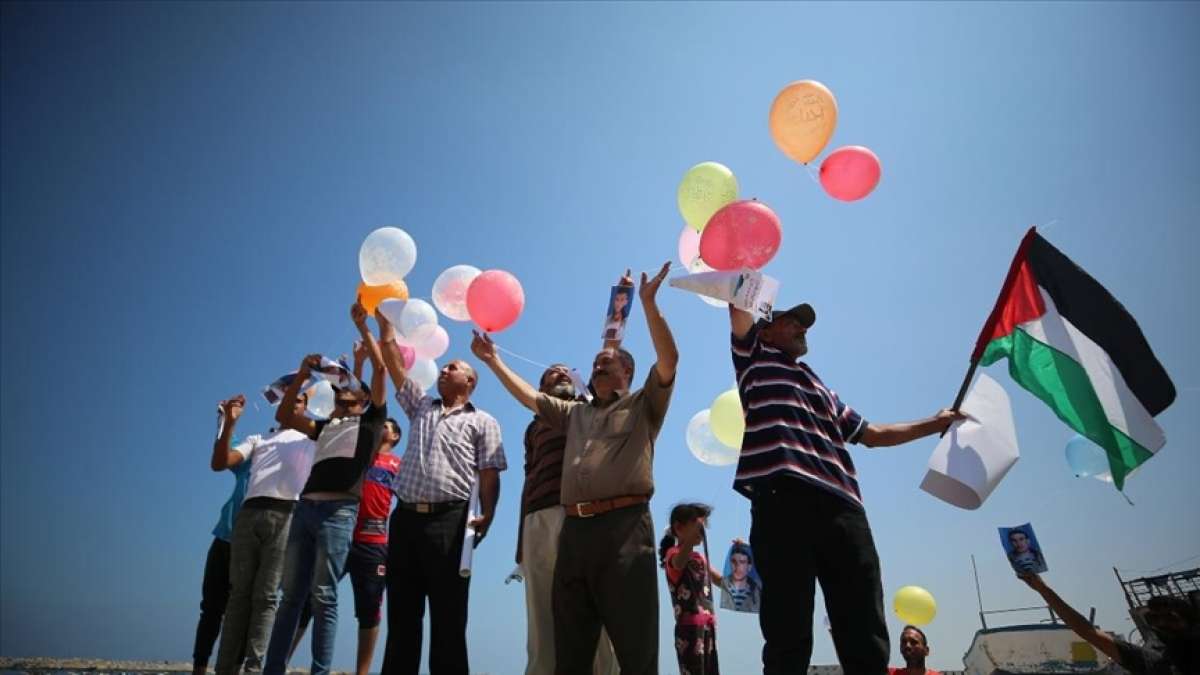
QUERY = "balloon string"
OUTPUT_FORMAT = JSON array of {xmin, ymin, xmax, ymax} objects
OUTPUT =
[
  {"xmin": 496, "ymin": 345, "xmax": 553, "ymax": 371},
  {"xmin": 803, "ymin": 163, "xmax": 821, "ymax": 185}
]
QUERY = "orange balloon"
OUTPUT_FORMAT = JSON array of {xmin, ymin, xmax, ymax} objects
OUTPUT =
[
  {"xmin": 357, "ymin": 280, "xmax": 409, "ymax": 315},
  {"xmin": 768, "ymin": 80, "xmax": 838, "ymax": 164}
]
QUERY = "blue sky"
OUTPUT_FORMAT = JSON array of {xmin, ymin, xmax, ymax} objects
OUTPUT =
[{"xmin": 2, "ymin": 2, "xmax": 1198, "ymax": 672}]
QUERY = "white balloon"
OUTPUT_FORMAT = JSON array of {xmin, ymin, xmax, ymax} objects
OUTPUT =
[
  {"xmin": 305, "ymin": 381, "xmax": 335, "ymax": 420},
  {"xmin": 359, "ymin": 227, "xmax": 417, "ymax": 285},
  {"xmin": 409, "ymin": 323, "xmax": 450, "ymax": 360},
  {"xmin": 685, "ymin": 409, "xmax": 740, "ymax": 466},
  {"xmin": 688, "ymin": 258, "xmax": 728, "ymax": 308},
  {"xmin": 409, "ymin": 358, "xmax": 439, "ymax": 392},
  {"xmin": 399, "ymin": 298, "xmax": 438, "ymax": 337},
  {"xmin": 678, "ymin": 225, "xmax": 701, "ymax": 268},
  {"xmin": 377, "ymin": 298, "xmax": 407, "ymax": 328},
  {"xmin": 432, "ymin": 265, "xmax": 482, "ymax": 322}
]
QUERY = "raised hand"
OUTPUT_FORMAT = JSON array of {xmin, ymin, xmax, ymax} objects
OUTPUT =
[
  {"xmin": 299, "ymin": 353, "xmax": 322, "ymax": 375},
  {"xmin": 470, "ymin": 330, "xmax": 498, "ymax": 364},
  {"xmin": 617, "ymin": 268, "xmax": 634, "ymax": 288},
  {"xmin": 639, "ymin": 261, "xmax": 671, "ymax": 305},
  {"xmin": 220, "ymin": 395, "xmax": 246, "ymax": 423},
  {"xmin": 351, "ymin": 297, "xmax": 369, "ymax": 327}
]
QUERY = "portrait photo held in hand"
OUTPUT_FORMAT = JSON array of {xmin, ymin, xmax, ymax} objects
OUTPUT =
[
  {"xmin": 600, "ymin": 284, "xmax": 635, "ymax": 342},
  {"xmin": 720, "ymin": 540, "xmax": 762, "ymax": 613},
  {"xmin": 1000, "ymin": 523, "xmax": 1048, "ymax": 575}
]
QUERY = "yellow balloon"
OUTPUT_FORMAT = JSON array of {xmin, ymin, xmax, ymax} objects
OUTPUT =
[
  {"xmin": 893, "ymin": 586, "xmax": 937, "ymax": 626},
  {"xmin": 709, "ymin": 388, "xmax": 744, "ymax": 449},
  {"xmin": 769, "ymin": 80, "xmax": 838, "ymax": 164},
  {"xmin": 677, "ymin": 162, "xmax": 739, "ymax": 232}
]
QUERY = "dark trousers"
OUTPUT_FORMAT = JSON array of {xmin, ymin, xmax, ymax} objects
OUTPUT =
[
  {"xmin": 193, "ymin": 537, "xmax": 232, "ymax": 668},
  {"xmin": 750, "ymin": 482, "xmax": 888, "ymax": 675},
  {"xmin": 553, "ymin": 504, "xmax": 658, "ymax": 675},
  {"xmin": 382, "ymin": 503, "xmax": 471, "ymax": 675}
]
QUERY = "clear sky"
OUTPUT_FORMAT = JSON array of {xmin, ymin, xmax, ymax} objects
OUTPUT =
[{"xmin": 2, "ymin": 2, "xmax": 1198, "ymax": 673}]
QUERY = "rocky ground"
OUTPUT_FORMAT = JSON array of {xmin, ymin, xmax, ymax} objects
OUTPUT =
[{"xmin": 0, "ymin": 658, "xmax": 351, "ymax": 675}]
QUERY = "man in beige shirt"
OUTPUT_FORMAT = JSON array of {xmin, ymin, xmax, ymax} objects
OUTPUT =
[{"xmin": 472, "ymin": 262, "xmax": 678, "ymax": 675}]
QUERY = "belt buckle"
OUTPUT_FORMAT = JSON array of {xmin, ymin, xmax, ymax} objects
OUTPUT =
[
  {"xmin": 575, "ymin": 502, "xmax": 594, "ymax": 518},
  {"xmin": 416, "ymin": 503, "xmax": 432, "ymax": 514}
]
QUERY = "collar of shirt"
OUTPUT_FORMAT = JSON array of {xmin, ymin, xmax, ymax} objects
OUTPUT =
[
  {"xmin": 589, "ymin": 389, "xmax": 629, "ymax": 408},
  {"xmin": 434, "ymin": 399, "xmax": 475, "ymax": 416}
]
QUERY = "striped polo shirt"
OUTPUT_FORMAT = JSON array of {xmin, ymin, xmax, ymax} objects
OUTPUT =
[{"xmin": 731, "ymin": 326, "xmax": 868, "ymax": 508}]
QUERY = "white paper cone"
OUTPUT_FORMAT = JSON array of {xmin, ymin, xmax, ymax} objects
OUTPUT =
[{"xmin": 920, "ymin": 373, "xmax": 1020, "ymax": 509}]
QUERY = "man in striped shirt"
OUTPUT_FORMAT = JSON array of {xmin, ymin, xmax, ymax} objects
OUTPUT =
[{"xmin": 729, "ymin": 301, "xmax": 961, "ymax": 675}]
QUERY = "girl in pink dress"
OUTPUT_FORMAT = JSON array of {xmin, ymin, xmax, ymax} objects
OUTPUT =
[{"xmin": 659, "ymin": 503, "xmax": 723, "ymax": 675}]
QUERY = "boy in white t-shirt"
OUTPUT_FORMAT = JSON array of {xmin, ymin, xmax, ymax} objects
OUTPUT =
[{"xmin": 211, "ymin": 391, "xmax": 317, "ymax": 675}]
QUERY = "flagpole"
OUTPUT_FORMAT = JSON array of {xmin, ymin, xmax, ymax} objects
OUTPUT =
[{"xmin": 942, "ymin": 226, "xmax": 1038, "ymax": 436}]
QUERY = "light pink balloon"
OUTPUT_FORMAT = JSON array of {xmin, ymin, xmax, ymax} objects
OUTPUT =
[
  {"xmin": 677, "ymin": 225, "xmax": 701, "ymax": 267},
  {"xmin": 466, "ymin": 270, "xmax": 525, "ymax": 333},
  {"xmin": 819, "ymin": 146, "xmax": 882, "ymax": 202},
  {"xmin": 409, "ymin": 323, "xmax": 450, "ymax": 360},
  {"xmin": 698, "ymin": 200, "xmax": 782, "ymax": 271}
]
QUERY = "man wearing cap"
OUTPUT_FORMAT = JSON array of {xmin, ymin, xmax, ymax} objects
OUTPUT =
[
  {"xmin": 472, "ymin": 262, "xmax": 677, "ymax": 675},
  {"xmin": 728, "ymin": 302, "xmax": 961, "ymax": 675}
]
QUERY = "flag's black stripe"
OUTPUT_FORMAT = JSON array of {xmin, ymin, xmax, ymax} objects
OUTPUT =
[{"xmin": 1028, "ymin": 233, "xmax": 1175, "ymax": 415}]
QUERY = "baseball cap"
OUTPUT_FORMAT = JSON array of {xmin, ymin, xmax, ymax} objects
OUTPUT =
[{"xmin": 766, "ymin": 302, "xmax": 816, "ymax": 328}]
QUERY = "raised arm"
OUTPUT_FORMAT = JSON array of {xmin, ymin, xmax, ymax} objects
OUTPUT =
[
  {"xmin": 639, "ymin": 261, "xmax": 678, "ymax": 384},
  {"xmin": 860, "ymin": 409, "xmax": 963, "ymax": 448},
  {"xmin": 375, "ymin": 308, "xmax": 409, "ymax": 393},
  {"xmin": 210, "ymin": 395, "xmax": 246, "ymax": 471},
  {"xmin": 352, "ymin": 339, "xmax": 367, "ymax": 382},
  {"xmin": 276, "ymin": 354, "xmax": 320, "ymax": 439},
  {"xmin": 1019, "ymin": 573, "xmax": 1120, "ymax": 661},
  {"xmin": 351, "ymin": 299, "xmax": 386, "ymax": 408},
  {"xmin": 729, "ymin": 305, "xmax": 755, "ymax": 340},
  {"xmin": 470, "ymin": 331, "xmax": 538, "ymax": 411}
]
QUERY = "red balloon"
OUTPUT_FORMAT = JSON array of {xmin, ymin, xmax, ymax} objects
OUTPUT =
[
  {"xmin": 819, "ymin": 146, "xmax": 881, "ymax": 202},
  {"xmin": 698, "ymin": 200, "xmax": 782, "ymax": 270},
  {"xmin": 466, "ymin": 270, "xmax": 525, "ymax": 332}
]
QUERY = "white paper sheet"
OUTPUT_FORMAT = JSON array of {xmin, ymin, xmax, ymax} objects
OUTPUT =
[
  {"xmin": 458, "ymin": 480, "xmax": 481, "ymax": 578},
  {"xmin": 920, "ymin": 373, "xmax": 1020, "ymax": 510}
]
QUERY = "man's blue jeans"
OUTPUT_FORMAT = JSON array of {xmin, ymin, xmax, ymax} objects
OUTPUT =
[{"xmin": 263, "ymin": 498, "xmax": 358, "ymax": 675}]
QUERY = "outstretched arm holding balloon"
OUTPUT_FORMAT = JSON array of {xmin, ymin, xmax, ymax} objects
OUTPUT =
[
  {"xmin": 376, "ymin": 307, "xmax": 409, "ymax": 392},
  {"xmin": 640, "ymin": 261, "xmax": 678, "ymax": 384},
  {"xmin": 276, "ymin": 354, "xmax": 321, "ymax": 439},
  {"xmin": 351, "ymin": 298, "xmax": 387, "ymax": 409},
  {"xmin": 470, "ymin": 331, "xmax": 539, "ymax": 412}
]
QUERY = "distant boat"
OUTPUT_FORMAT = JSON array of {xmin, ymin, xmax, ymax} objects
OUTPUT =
[{"xmin": 963, "ymin": 623, "xmax": 1116, "ymax": 674}]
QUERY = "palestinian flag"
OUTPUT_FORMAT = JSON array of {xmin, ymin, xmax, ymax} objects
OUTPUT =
[{"xmin": 973, "ymin": 228, "xmax": 1175, "ymax": 489}]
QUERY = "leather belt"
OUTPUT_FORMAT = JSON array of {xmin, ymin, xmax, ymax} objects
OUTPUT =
[
  {"xmin": 396, "ymin": 500, "xmax": 467, "ymax": 515},
  {"xmin": 564, "ymin": 495, "xmax": 650, "ymax": 518}
]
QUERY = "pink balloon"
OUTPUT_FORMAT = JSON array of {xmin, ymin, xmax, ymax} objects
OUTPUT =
[
  {"xmin": 391, "ymin": 337, "xmax": 417, "ymax": 369},
  {"xmin": 677, "ymin": 225, "xmax": 701, "ymax": 267},
  {"xmin": 466, "ymin": 270, "xmax": 525, "ymax": 332},
  {"xmin": 819, "ymin": 146, "xmax": 881, "ymax": 202},
  {"xmin": 698, "ymin": 200, "xmax": 782, "ymax": 270}
]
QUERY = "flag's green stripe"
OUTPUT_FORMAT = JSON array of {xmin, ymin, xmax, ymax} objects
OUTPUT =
[{"xmin": 981, "ymin": 328, "xmax": 1154, "ymax": 489}]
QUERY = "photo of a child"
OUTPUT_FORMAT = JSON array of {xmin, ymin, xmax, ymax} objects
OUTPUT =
[
  {"xmin": 999, "ymin": 523, "xmax": 1048, "ymax": 575},
  {"xmin": 601, "ymin": 285, "xmax": 634, "ymax": 341}
]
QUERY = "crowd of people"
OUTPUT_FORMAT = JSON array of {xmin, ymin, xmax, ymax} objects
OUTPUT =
[{"xmin": 189, "ymin": 263, "xmax": 1197, "ymax": 675}]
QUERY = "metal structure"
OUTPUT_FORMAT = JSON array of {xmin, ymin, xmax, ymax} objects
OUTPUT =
[{"xmin": 1114, "ymin": 565, "xmax": 1200, "ymax": 648}]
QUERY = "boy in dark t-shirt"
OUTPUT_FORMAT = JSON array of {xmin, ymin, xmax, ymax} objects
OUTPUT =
[{"xmin": 262, "ymin": 300, "xmax": 388, "ymax": 675}]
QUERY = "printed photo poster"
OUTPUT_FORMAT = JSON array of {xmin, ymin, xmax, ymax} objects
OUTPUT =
[
  {"xmin": 601, "ymin": 285, "xmax": 635, "ymax": 342},
  {"xmin": 999, "ymin": 522, "xmax": 1048, "ymax": 575},
  {"xmin": 720, "ymin": 540, "xmax": 761, "ymax": 613}
]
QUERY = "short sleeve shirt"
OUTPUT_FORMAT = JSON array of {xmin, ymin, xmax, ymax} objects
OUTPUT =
[
  {"xmin": 537, "ymin": 367, "xmax": 673, "ymax": 505},
  {"xmin": 391, "ymin": 377, "xmax": 507, "ymax": 503},
  {"xmin": 301, "ymin": 401, "xmax": 388, "ymax": 498},
  {"xmin": 355, "ymin": 452, "xmax": 402, "ymax": 544},
  {"xmin": 236, "ymin": 429, "xmax": 317, "ymax": 502},
  {"xmin": 665, "ymin": 547, "xmax": 715, "ymax": 625},
  {"xmin": 731, "ymin": 325, "xmax": 868, "ymax": 508}
]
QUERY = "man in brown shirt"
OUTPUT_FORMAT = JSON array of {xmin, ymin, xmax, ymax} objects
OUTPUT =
[
  {"xmin": 472, "ymin": 262, "xmax": 678, "ymax": 675},
  {"xmin": 516, "ymin": 364, "xmax": 617, "ymax": 675}
]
